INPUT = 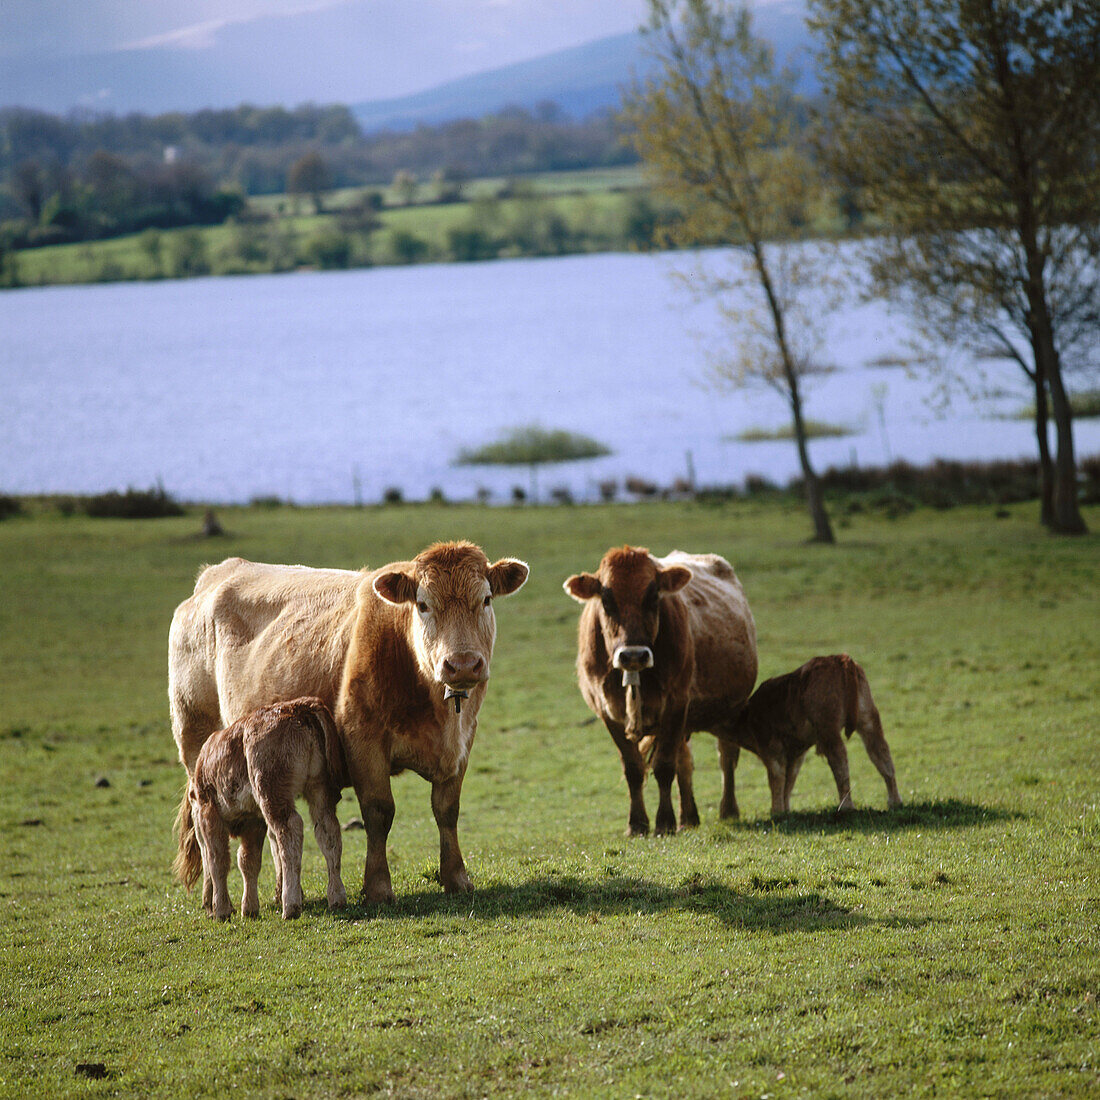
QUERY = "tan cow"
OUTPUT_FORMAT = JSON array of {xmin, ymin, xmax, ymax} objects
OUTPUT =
[
  {"xmin": 564, "ymin": 547, "xmax": 758, "ymax": 835},
  {"xmin": 728, "ymin": 654, "xmax": 902, "ymax": 815},
  {"xmin": 179, "ymin": 697, "xmax": 347, "ymax": 921},
  {"xmin": 169, "ymin": 542, "xmax": 529, "ymax": 904}
]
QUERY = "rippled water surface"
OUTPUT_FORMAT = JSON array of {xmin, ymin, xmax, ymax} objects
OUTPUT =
[{"xmin": 4, "ymin": 249, "xmax": 1094, "ymax": 503}]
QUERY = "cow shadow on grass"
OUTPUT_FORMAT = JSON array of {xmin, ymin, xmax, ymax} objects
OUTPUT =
[
  {"xmin": 719, "ymin": 797, "xmax": 1021, "ymax": 837},
  {"xmin": 329, "ymin": 875, "xmax": 932, "ymax": 934}
]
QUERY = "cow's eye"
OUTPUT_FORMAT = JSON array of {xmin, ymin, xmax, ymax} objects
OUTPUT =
[
  {"xmin": 483, "ymin": 595, "xmax": 492, "ymax": 608},
  {"xmin": 416, "ymin": 600, "xmax": 430, "ymax": 615}
]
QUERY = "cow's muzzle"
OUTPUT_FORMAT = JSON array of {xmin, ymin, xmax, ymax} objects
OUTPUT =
[
  {"xmin": 439, "ymin": 651, "xmax": 487, "ymax": 691},
  {"xmin": 612, "ymin": 646, "xmax": 654, "ymax": 678}
]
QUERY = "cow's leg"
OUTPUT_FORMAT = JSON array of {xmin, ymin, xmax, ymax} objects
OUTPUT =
[
  {"xmin": 716, "ymin": 737, "xmax": 740, "ymax": 820},
  {"xmin": 267, "ymin": 811, "xmax": 305, "ymax": 919},
  {"xmin": 345, "ymin": 745, "xmax": 396, "ymax": 904},
  {"xmin": 783, "ymin": 752, "xmax": 806, "ymax": 814},
  {"xmin": 236, "ymin": 821, "xmax": 265, "ymax": 919},
  {"xmin": 196, "ymin": 801, "xmax": 232, "ymax": 920},
  {"xmin": 675, "ymin": 739, "xmax": 700, "ymax": 830},
  {"xmin": 653, "ymin": 706, "xmax": 688, "ymax": 835},
  {"xmin": 855, "ymin": 713, "xmax": 902, "ymax": 808},
  {"xmin": 821, "ymin": 735, "xmax": 853, "ymax": 812},
  {"xmin": 169, "ymin": 666, "xmax": 222, "ymax": 913},
  {"xmin": 306, "ymin": 783, "xmax": 347, "ymax": 909},
  {"xmin": 605, "ymin": 719, "xmax": 649, "ymax": 836},
  {"xmin": 431, "ymin": 774, "xmax": 472, "ymax": 894}
]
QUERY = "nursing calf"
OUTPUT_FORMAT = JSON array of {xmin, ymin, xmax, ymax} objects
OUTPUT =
[
  {"xmin": 729, "ymin": 655, "xmax": 902, "ymax": 814},
  {"xmin": 178, "ymin": 697, "xmax": 347, "ymax": 920}
]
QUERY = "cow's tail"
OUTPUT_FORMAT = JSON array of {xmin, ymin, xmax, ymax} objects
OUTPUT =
[
  {"xmin": 173, "ymin": 787, "xmax": 203, "ymax": 891},
  {"xmin": 637, "ymin": 733, "xmax": 658, "ymax": 768},
  {"xmin": 308, "ymin": 701, "xmax": 348, "ymax": 796},
  {"xmin": 841, "ymin": 654, "xmax": 864, "ymax": 738}
]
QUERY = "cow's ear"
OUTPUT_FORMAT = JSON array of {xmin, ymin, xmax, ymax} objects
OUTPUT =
[
  {"xmin": 657, "ymin": 565, "xmax": 692, "ymax": 595},
  {"xmin": 488, "ymin": 558, "xmax": 529, "ymax": 597},
  {"xmin": 373, "ymin": 570, "xmax": 418, "ymax": 605},
  {"xmin": 563, "ymin": 573, "xmax": 601, "ymax": 602}
]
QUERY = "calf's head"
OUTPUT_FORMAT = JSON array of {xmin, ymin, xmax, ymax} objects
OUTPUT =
[
  {"xmin": 564, "ymin": 546, "xmax": 691, "ymax": 672},
  {"xmin": 373, "ymin": 541, "xmax": 528, "ymax": 691}
]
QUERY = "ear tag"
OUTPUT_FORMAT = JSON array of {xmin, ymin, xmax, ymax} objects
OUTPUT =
[
  {"xmin": 444, "ymin": 687, "xmax": 469, "ymax": 714},
  {"xmin": 621, "ymin": 669, "xmax": 642, "ymax": 689}
]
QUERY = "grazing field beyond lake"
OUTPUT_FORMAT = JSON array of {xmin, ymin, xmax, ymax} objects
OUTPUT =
[{"xmin": 1, "ymin": 500, "xmax": 1098, "ymax": 1098}]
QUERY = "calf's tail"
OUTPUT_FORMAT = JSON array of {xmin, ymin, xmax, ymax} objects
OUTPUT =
[
  {"xmin": 173, "ymin": 790, "xmax": 203, "ymax": 890},
  {"xmin": 309, "ymin": 702, "xmax": 348, "ymax": 795},
  {"xmin": 841, "ymin": 654, "xmax": 864, "ymax": 738}
]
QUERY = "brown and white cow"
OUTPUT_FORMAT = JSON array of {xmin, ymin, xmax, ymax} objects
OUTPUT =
[
  {"xmin": 728, "ymin": 654, "xmax": 902, "ymax": 815},
  {"xmin": 169, "ymin": 542, "xmax": 529, "ymax": 904},
  {"xmin": 179, "ymin": 697, "xmax": 347, "ymax": 921},
  {"xmin": 564, "ymin": 547, "xmax": 758, "ymax": 835}
]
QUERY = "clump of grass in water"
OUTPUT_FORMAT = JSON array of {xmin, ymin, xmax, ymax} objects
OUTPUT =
[
  {"xmin": 1008, "ymin": 388, "xmax": 1100, "ymax": 420},
  {"xmin": 730, "ymin": 420, "xmax": 854, "ymax": 443}
]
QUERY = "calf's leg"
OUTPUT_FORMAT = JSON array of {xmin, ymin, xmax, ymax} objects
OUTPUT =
[
  {"xmin": 716, "ymin": 738, "xmax": 740, "ymax": 820},
  {"xmin": 237, "ymin": 822, "xmax": 266, "ymax": 919},
  {"xmin": 783, "ymin": 752, "xmax": 806, "ymax": 814},
  {"xmin": 764, "ymin": 756, "xmax": 789, "ymax": 817},
  {"xmin": 267, "ymin": 811, "xmax": 305, "ymax": 919},
  {"xmin": 432, "ymin": 774, "xmax": 472, "ymax": 894},
  {"xmin": 196, "ymin": 801, "xmax": 233, "ymax": 920},
  {"xmin": 820, "ymin": 735, "xmax": 853, "ymax": 811},
  {"xmin": 306, "ymin": 784, "xmax": 347, "ymax": 908},
  {"xmin": 855, "ymin": 712, "xmax": 902, "ymax": 808}
]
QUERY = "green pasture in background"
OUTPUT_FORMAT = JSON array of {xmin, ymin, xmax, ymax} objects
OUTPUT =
[{"xmin": 1, "ymin": 500, "xmax": 1097, "ymax": 1098}]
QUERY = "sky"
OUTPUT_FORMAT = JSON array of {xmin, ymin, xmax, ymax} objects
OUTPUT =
[
  {"xmin": 1, "ymin": 1, "xmax": 647, "ymax": 90},
  {"xmin": 0, "ymin": 0, "xmax": 795, "ymax": 112},
  {"xmin": 2, "ymin": 2, "xmax": 794, "ymax": 95}
]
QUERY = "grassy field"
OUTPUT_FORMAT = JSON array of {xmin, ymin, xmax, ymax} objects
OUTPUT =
[
  {"xmin": 1, "ymin": 500, "xmax": 1098, "ymax": 1098},
  {"xmin": 5, "ymin": 167, "xmax": 657, "ymax": 288}
]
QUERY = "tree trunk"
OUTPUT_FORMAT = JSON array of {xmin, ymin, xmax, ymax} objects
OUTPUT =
[
  {"xmin": 1031, "ymin": 368, "xmax": 1054, "ymax": 528},
  {"xmin": 790, "ymin": 381, "xmax": 835, "ymax": 544},
  {"xmin": 1026, "ymin": 280, "xmax": 1086, "ymax": 534}
]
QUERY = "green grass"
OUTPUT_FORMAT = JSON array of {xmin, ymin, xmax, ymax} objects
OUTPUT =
[{"xmin": 2, "ymin": 501, "xmax": 1098, "ymax": 1098}]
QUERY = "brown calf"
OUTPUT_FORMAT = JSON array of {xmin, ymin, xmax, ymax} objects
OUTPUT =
[
  {"xmin": 728, "ymin": 655, "xmax": 902, "ymax": 815},
  {"xmin": 177, "ymin": 697, "xmax": 347, "ymax": 920}
]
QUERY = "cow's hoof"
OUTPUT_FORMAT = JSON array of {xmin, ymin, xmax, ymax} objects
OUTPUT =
[
  {"xmin": 718, "ymin": 805, "xmax": 740, "ymax": 821},
  {"xmin": 242, "ymin": 905, "xmax": 260, "ymax": 919},
  {"xmin": 281, "ymin": 904, "xmax": 302, "ymax": 920},
  {"xmin": 361, "ymin": 882, "xmax": 395, "ymax": 905},
  {"xmin": 328, "ymin": 887, "xmax": 348, "ymax": 909},
  {"xmin": 626, "ymin": 822, "xmax": 650, "ymax": 838},
  {"xmin": 443, "ymin": 873, "xmax": 474, "ymax": 895}
]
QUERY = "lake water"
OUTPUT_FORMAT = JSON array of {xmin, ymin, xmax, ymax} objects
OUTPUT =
[{"xmin": 3, "ymin": 249, "xmax": 1096, "ymax": 504}]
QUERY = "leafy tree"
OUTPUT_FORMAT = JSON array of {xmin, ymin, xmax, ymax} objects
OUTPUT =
[
  {"xmin": 625, "ymin": 0, "xmax": 836, "ymax": 543},
  {"xmin": 809, "ymin": 0, "xmax": 1100, "ymax": 534},
  {"xmin": 287, "ymin": 151, "xmax": 330, "ymax": 214},
  {"xmin": 392, "ymin": 169, "xmax": 418, "ymax": 206}
]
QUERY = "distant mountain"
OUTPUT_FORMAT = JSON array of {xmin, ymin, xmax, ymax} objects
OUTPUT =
[
  {"xmin": 352, "ymin": 6, "xmax": 816, "ymax": 132},
  {"xmin": 0, "ymin": 1, "xmax": 813, "ymax": 126}
]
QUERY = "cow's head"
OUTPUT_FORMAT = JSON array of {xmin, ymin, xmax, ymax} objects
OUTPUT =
[
  {"xmin": 563, "ymin": 546, "xmax": 691, "ymax": 673},
  {"xmin": 373, "ymin": 541, "xmax": 528, "ymax": 692}
]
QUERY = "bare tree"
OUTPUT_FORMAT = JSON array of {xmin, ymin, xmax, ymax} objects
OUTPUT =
[
  {"xmin": 810, "ymin": 0, "xmax": 1100, "ymax": 534},
  {"xmin": 625, "ymin": 0, "xmax": 835, "ymax": 542}
]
